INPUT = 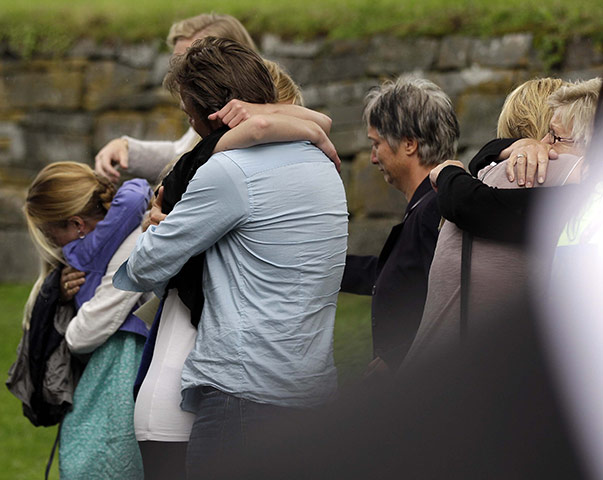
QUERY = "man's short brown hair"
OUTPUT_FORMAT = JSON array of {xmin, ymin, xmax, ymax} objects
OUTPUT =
[{"xmin": 164, "ymin": 36, "xmax": 277, "ymax": 117}]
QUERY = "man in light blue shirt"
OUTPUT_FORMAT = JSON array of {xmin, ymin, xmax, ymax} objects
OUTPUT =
[{"xmin": 113, "ymin": 37, "xmax": 348, "ymax": 474}]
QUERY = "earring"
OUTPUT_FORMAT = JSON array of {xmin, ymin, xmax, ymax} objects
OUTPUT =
[{"xmin": 78, "ymin": 230, "xmax": 86, "ymax": 239}]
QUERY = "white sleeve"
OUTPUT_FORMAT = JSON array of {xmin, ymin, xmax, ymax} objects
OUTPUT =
[
  {"xmin": 65, "ymin": 228, "xmax": 148, "ymax": 354},
  {"xmin": 124, "ymin": 128, "xmax": 200, "ymax": 184}
]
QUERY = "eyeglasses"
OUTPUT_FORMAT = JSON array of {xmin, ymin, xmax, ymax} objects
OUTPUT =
[{"xmin": 548, "ymin": 129, "xmax": 574, "ymax": 145}]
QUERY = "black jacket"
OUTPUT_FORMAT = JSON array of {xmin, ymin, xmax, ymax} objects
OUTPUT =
[{"xmin": 341, "ymin": 177, "xmax": 440, "ymax": 370}]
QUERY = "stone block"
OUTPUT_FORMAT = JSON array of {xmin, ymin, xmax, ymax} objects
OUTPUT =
[
  {"xmin": 84, "ymin": 61, "xmax": 150, "ymax": 111},
  {"xmin": 302, "ymin": 80, "xmax": 379, "ymax": 109},
  {"xmin": 347, "ymin": 217, "xmax": 398, "ymax": 256},
  {"xmin": 18, "ymin": 112, "xmax": 93, "ymax": 168},
  {"xmin": 273, "ymin": 54, "xmax": 368, "ymax": 87},
  {"xmin": 151, "ymin": 53, "xmax": 171, "ymax": 86},
  {"xmin": 68, "ymin": 39, "xmax": 119, "ymax": 59},
  {"xmin": 0, "ymin": 185, "xmax": 27, "ymax": 227},
  {"xmin": 471, "ymin": 34, "xmax": 533, "ymax": 68},
  {"xmin": 563, "ymin": 37, "xmax": 603, "ymax": 71},
  {"xmin": 23, "ymin": 130, "xmax": 92, "ymax": 168},
  {"xmin": 116, "ymin": 87, "xmax": 176, "ymax": 110},
  {"xmin": 144, "ymin": 108, "xmax": 188, "ymax": 141},
  {"xmin": 366, "ymin": 36, "xmax": 439, "ymax": 75},
  {"xmin": 0, "ymin": 122, "xmax": 25, "ymax": 164},
  {"xmin": 438, "ymin": 36, "xmax": 472, "ymax": 70},
  {"xmin": 93, "ymin": 112, "xmax": 146, "ymax": 151},
  {"xmin": 427, "ymin": 66, "xmax": 518, "ymax": 103},
  {"xmin": 331, "ymin": 126, "xmax": 371, "ymax": 158},
  {"xmin": 261, "ymin": 34, "xmax": 324, "ymax": 58},
  {"xmin": 2, "ymin": 69, "xmax": 83, "ymax": 110},
  {"xmin": 118, "ymin": 41, "xmax": 160, "ymax": 69},
  {"xmin": 562, "ymin": 67, "xmax": 603, "ymax": 83},
  {"xmin": 326, "ymin": 103, "xmax": 365, "ymax": 128},
  {"xmin": 348, "ymin": 152, "xmax": 406, "ymax": 217},
  {"xmin": 0, "ymin": 229, "xmax": 39, "ymax": 283},
  {"xmin": 21, "ymin": 112, "xmax": 93, "ymax": 135},
  {"xmin": 456, "ymin": 92, "xmax": 507, "ymax": 149}
]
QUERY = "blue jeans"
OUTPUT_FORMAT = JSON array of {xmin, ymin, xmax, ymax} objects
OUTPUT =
[{"xmin": 184, "ymin": 386, "xmax": 297, "ymax": 479}]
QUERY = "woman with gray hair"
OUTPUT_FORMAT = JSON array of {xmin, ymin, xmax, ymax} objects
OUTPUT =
[{"xmin": 341, "ymin": 75, "xmax": 459, "ymax": 374}]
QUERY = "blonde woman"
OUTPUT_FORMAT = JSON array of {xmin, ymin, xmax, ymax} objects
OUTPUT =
[{"xmin": 20, "ymin": 162, "xmax": 152, "ymax": 479}]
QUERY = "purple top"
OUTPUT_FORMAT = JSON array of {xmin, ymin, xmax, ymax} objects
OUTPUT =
[{"xmin": 63, "ymin": 179, "xmax": 152, "ymax": 338}]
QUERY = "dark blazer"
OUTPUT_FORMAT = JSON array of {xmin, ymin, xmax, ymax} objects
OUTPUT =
[{"xmin": 341, "ymin": 176, "xmax": 440, "ymax": 370}]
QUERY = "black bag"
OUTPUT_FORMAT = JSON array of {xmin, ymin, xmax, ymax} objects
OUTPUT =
[{"xmin": 6, "ymin": 267, "xmax": 83, "ymax": 427}]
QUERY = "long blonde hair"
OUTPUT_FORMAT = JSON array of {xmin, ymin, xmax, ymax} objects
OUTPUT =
[
  {"xmin": 497, "ymin": 78, "xmax": 568, "ymax": 140},
  {"xmin": 22, "ymin": 162, "xmax": 115, "ymax": 328}
]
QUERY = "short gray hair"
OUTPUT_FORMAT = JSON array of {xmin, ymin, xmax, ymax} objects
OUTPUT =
[
  {"xmin": 548, "ymin": 77, "xmax": 601, "ymax": 148},
  {"xmin": 363, "ymin": 76, "xmax": 460, "ymax": 167}
]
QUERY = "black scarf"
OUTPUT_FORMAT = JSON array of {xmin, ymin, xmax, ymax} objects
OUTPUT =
[{"xmin": 160, "ymin": 127, "xmax": 229, "ymax": 327}]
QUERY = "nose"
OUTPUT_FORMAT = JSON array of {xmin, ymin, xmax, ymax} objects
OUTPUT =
[
  {"xmin": 541, "ymin": 131, "xmax": 553, "ymax": 144},
  {"xmin": 370, "ymin": 148, "xmax": 378, "ymax": 164}
]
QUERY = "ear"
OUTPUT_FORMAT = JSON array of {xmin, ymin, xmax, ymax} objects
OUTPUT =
[
  {"xmin": 403, "ymin": 138, "xmax": 418, "ymax": 157},
  {"xmin": 67, "ymin": 216, "xmax": 85, "ymax": 232}
]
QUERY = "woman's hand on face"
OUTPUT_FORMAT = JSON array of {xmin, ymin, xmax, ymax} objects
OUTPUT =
[
  {"xmin": 208, "ymin": 100, "xmax": 264, "ymax": 129},
  {"xmin": 149, "ymin": 186, "xmax": 167, "ymax": 227},
  {"xmin": 501, "ymin": 139, "xmax": 558, "ymax": 187},
  {"xmin": 429, "ymin": 160, "xmax": 466, "ymax": 191},
  {"xmin": 60, "ymin": 266, "xmax": 85, "ymax": 301}
]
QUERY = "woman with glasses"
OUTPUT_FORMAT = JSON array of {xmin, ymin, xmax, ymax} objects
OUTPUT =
[
  {"xmin": 429, "ymin": 78, "xmax": 600, "ymax": 246},
  {"xmin": 404, "ymin": 78, "xmax": 600, "ymax": 365}
]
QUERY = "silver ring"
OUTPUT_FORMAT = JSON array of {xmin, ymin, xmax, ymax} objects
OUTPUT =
[
  {"xmin": 516, "ymin": 153, "xmax": 526, "ymax": 159},
  {"xmin": 64, "ymin": 282, "xmax": 69, "ymax": 290}
]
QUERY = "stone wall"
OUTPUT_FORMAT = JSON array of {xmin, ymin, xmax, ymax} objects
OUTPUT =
[{"xmin": 1, "ymin": 34, "xmax": 602, "ymax": 282}]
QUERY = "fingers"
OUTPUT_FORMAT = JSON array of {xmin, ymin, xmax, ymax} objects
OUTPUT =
[
  {"xmin": 60, "ymin": 267, "xmax": 85, "ymax": 300},
  {"xmin": 536, "ymin": 148, "xmax": 550, "ymax": 184},
  {"xmin": 506, "ymin": 155, "xmax": 516, "ymax": 182},
  {"xmin": 94, "ymin": 138, "xmax": 129, "ymax": 183},
  {"xmin": 149, "ymin": 186, "xmax": 167, "ymax": 226},
  {"xmin": 95, "ymin": 152, "xmax": 121, "ymax": 183},
  {"xmin": 429, "ymin": 165, "xmax": 443, "ymax": 191},
  {"xmin": 155, "ymin": 186, "xmax": 164, "ymax": 210},
  {"xmin": 515, "ymin": 153, "xmax": 527, "ymax": 187},
  {"xmin": 503, "ymin": 139, "xmax": 556, "ymax": 186},
  {"xmin": 429, "ymin": 160, "xmax": 465, "ymax": 191},
  {"xmin": 316, "ymin": 137, "xmax": 341, "ymax": 172},
  {"xmin": 149, "ymin": 208, "xmax": 167, "ymax": 226},
  {"xmin": 209, "ymin": 100, "xmax": 253, "ymax": 129}
]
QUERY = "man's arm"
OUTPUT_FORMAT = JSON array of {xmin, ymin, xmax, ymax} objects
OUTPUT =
[{"xmin": 114, "ymin": 153, "xmax": 249, "ymax": 297}]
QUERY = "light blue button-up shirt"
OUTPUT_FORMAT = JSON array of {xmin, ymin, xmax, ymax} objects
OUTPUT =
[{"xmin": 114, "ymin": 141, "xmax": 348, "ymax": 408}]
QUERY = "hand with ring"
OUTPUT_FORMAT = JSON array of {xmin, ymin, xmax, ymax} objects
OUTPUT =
[
  {"xmin": 500, "ymin": 138, "xmax": 558, "ymax": 187},
  {"xmin": 60, "ymin": 266, "xmax": 86, "ymax": 301}
]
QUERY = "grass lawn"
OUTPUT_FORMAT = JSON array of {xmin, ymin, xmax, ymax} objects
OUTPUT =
[
  {"xmin": 0, "ymin": 283, "xmax": 371, "ymax": 479},
  {"xmin": 1, "ymin": 0, "xmax": 602, "ymax": 56}
]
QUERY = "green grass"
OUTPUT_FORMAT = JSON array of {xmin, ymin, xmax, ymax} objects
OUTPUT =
[
  {"xmin": 1, "ymin": 0, "xmax": 602, "ymax": 56},
  {"xmin": 0, "ymin": 284, "xmax": 371, "ymax": 479},
  {"xmin": 0, "ymin": 284, "xmax": 59, "ymax": 480}
]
